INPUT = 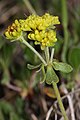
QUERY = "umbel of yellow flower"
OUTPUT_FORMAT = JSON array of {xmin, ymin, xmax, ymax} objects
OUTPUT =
[
  {"xmin": 28, "ymin": 30, "xmax": 57, "ymax": 50},
  {"xmin": 5, "ymin": 20, "xmax": 22, "ymax": 40},
  {"xmin": 4, "ymin": 13, "xmax": 60, "ymax": 49}
]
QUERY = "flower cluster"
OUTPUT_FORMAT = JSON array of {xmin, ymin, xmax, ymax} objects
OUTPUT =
[
  {"xmin": 4, "ymin": 20, "xmax": 22, "ymax": 40},
  {"xmin": 28, "ymin": 30, "xmax": 57, "ymax": 49},
  {"xmin": 4, "ymin": 13, "xmax": 60, "ymax": 49}
]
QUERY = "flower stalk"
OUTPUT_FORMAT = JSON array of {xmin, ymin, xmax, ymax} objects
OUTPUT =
[
  {"xmin": 44, "ymin": 47, "xmax": 50, "ymax": 64},
  {"xmin": 50, "ymin": 48, "xmax": 54, "ymax": 62},
  {"xmin": 52, "ymin": 82, "xmax": 68, "ymax": 120},
  {"xmin": 45, "ymin": 47, "xmax": 69, "ymax": 120},
  {"xmin": 21, "ymin": 36, "xmax": 47, "ymax": 66}
]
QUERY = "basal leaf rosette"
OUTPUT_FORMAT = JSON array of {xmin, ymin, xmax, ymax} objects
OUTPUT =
[{"xmin": 4, "ymin": 20, "xmax": 22, "ymax": 40}]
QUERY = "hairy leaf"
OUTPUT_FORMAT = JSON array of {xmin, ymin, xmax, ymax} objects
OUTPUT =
[
  {"xmin": 27, "ymin": 63, "xmax": 41, "ymax": 70},
  {"xmin": 46, "ymin": 65, "xmax": 59, "ymax": 85},
  {"xmin": 53, "ymin": 61, "xmax": 73, "ymax": 73},
  {"xmin": 40, "ymin": 65, "xmax": 46, "ymax": 83}
]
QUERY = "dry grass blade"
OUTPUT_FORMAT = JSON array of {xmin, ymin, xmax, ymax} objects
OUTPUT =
[
  {"xmin": 61, "ymin": 85, "xmax": 75, "ymax": 120},
  {"xmin": 46, "ymin": 106, "xmax": 53, "ymax": 120},
  {"xmin": 0, "ymin": 0, "xmax": 22, "ymax": 32},
  {"xmin": 0, "ymin": 5, "xmax": 20, "ymax": 24}
]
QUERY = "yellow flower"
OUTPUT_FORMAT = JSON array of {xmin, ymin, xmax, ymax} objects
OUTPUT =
[
  {"xmin": 4, "ymin": 20, "xmax": 22, "ymax": 40},
  {"xmin": 42, "ymin": 13, "xmax": 60, "ymax": 25},
  {"xmin": 26, "ymin": 13, "xmax": 60, "ymax": 49},
  {"xmin": 21, "ymin": 13, "xmax": 60, "ymax": 32},
  {"xmin": 19, "ymin": 19, "xmax": 31, "ymax": 31},
  {"xmin": 28, "ymin": 30, "xmax": 57, "ymax": 50},
  {"xmin": 4, "ymin": 13, "xmax": 60, "ymax": 49}
]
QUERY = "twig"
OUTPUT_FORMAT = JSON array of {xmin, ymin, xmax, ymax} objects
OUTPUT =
[
  {"xmin": 64, "ymin": 85, "xmax": 75, "ymax": 120},
  {"xmin": 40, "ymin": 97, "xmax": 48, "ymax": 113},
  {"xmin": 55, "ymin": 87, "xmax": 80, "ymax": 104},
  {"xmin": 46, "ymin": 88, "xmax": 80, "ymax": 120},
  {"xmin": 55, "ymin": 113, "xmax": 57, "ymax": 120},
  {"xmin": 46, "ymin": 106, "xmax": 53, "ymax": 120},
  {"xmin": 31, "ymin": 113, "xmax": 38, "ymax": 120},
  {"xmin": 54, "ymin": 104, "xmax": 57, "ymax": 120},
  {"xmin": 6, "ymin": 83, "xmax": 21, "ymax": 92},
  {"xmin": 62, "ymin": 85, "xmax": 75, "ymax": 120},
  {"xmin": 46, "ymin": 104, "xmax": 63, "ymax": 120}
]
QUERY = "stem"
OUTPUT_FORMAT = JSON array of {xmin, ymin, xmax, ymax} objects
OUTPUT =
[
  {"xmin": 61, "ymin": 0, "xmax": 68, "ymax": 62},
  {"xmin": 21, "ymin": 37, "xmax": 47, "ymax": 66},
  {"xmin": 50, "ymin": 48, "xmax": 54, "ymax": 63},
  {"xmin": 23, "ymin": 0, "xmax": 36, "ymax": 14},
  {"xmin": 44, "ymin": 47, "xmax": 68, "ymax": 119},
  {"xmin": 44, "ymin": 47, "xmax": 50, "ymax": 63},
  {"xmin": 52, "ymin": 82, "xmax": 68, "ymax": 120}
]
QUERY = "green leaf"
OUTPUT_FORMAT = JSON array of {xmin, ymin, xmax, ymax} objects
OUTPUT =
[
  {"xmin": 15, "ymin": 97, "xmax": 24, "ymax": 114},
  {"xmin": 10, "ymin": 112, "xmax": 19, "ymax": 120},
  {"xmin": 0, "ymin": 101, "xmax": 13, "ymax": 114},
  {"xmin": 1, "ymin": 70, "xmax": 10, "ymax": 85},
  {"xmin": 53, "ymin": 61, "xmax": 73, "ymax": 73},
  {"xmin": 46, "ymin": 65, "xmax": 59, "ymax": 85},
  {"xmin": 1, "ymin": 44, "xmax": 14, "ymax": 67},
  {"xmin": 0, "ymin": 110, "xmax": 4, "ymax": 120},
  {"xmin": 27, "ymin": 63, "xmax": 41, "ymax": 70},
  {"xmin": 40, "ymin": 65, "xmax": 46, "ymax": 83},
  {"xmin": 68, "ymin": 47, "xmax": 80, "ymax": 70},
  {"xmin": 0, "ymin": 35, "xmax": 5, "ymax": 49}
]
